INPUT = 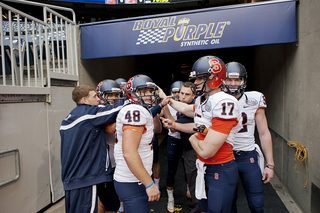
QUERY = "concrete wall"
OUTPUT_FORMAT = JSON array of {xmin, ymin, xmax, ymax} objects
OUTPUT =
[{"xmin": 251, "ymin": 1, "xmax": 320, "ymax": 212}]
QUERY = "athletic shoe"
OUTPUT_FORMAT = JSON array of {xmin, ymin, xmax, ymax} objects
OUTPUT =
[
  {"xmin": 167, "ymin": 199, "xmax": 174, "ymax": 213},
  {"xmin": 117, "ymin": 201, "xmax": 124, "ymax": 213}
]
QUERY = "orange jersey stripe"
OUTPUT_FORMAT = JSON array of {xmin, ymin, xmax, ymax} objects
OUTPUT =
[
  {"xmin": 122, "ymin": 124, "xmax": 147, "ymax": 134},
  {"xmin": 197, "ymin": 118, "xmax": 238, "ymax": 164},
  {"xmin": 256, "ymin": 106, "xmax": 266, "ymax": 114},
  {"xmin": 210, "ymin": 117, "xmax": 239, "ymax": 135},
  {"xmin": 197, "ymin": 132, "xmax": 206, "ymax": 140}
]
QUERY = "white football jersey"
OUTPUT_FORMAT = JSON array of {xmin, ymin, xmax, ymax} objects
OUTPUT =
[
  {"xmin": 167, "ymin": 105, "xmax": 181, "ymax": 139},
  {"xmin": 233, "ymin": 91, "xmax": 267, "ymax": 151},
  {"xmin": 114, "ymin": 104, "xmax": 154, "ymax": 182},
  {"xmin": 194, "ymin": 91, "xmax": 242, "ymax": 146}
]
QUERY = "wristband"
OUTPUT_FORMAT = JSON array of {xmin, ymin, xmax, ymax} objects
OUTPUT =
[
  {"xmin": 173, "ymin": 122, "xmax": 176, "ymax": 129},
  {"xmin": 145, "ymin": 181, "xmax": 154, "ymax": 189},
  {"xmin": 266, "ymin": 165, "xmax": 274, "ymax": 170},
  {"xmin": 266, "ymin": 163, "xmax": 275, "ymax": 167},
  {"xmin": 107, "ymin": 124, "xmax": 114, "ymax": 134}
]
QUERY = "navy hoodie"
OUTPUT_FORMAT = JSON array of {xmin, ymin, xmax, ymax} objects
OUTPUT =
[{"xmin": 60, "ymin": 99, "xmax": 128, "ymax": 191}]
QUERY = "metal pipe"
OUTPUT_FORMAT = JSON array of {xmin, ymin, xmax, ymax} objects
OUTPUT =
[{"xmin": 268, "ymin": 126, "xmax": 290, "ymax": 142}]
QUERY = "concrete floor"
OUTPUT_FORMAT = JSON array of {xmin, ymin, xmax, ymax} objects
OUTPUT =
[{"xmin": 42, "ymin": 134, "xmax": 304, "ymax": 213}]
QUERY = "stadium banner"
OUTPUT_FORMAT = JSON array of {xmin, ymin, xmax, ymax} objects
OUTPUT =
[{"xmin": 80, "ymin": 1, "xmax": 296, "ymax": 59}]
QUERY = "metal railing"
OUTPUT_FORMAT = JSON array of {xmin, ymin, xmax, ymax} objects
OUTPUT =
[{"xmin": 0, "ymin": 1, "xmax": 78, "ymax": 92}]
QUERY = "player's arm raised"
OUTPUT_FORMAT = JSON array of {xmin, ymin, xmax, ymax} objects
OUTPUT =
[
  {"xmin": 122, "ymin": 125, "xmax": 160, "ymax": 201},
  {"xmin": 169, "ymin": 98, "xmax": 194, "ymax": 118}
]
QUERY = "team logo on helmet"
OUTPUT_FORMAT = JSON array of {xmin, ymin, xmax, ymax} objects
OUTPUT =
[
  {"xmin": 208, "ymin": 58, "xmax": 223, "ymax": 74},
  {"xmin": 96, "ymin": 82, "xmax": 102, "ymax": 94},
  {"xmin": 126, "ymin": 77, "xmax": 134, "ymax": 91}
]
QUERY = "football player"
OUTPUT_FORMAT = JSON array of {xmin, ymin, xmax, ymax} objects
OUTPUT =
[
  {"xmin": 164, "ymin": 80, "xmax": 190, "ymax": 213},
  {"xmin": 170, "ymin": 81, "xmax": 184, "ymax": 101},
  {"xmin": 113, "ymin": 74, "xmax": 170, "ymax": 213},
  {"xmin": 134, "ymin": 77, "xmax": 163, "ymax": 194},
  {"xmin": 222, "ymin": 62, "xmax": 274, "ymax": 213},
  {"xmin": 161, "ymin": 56, "xmax": 242, "ymax": 213},
  {"xmin": 96, "ymin": 79, "xmax": 123, "ymax": 213},
  {"xmin": 97, "ymin": 79, "xmax": 123, "ymax": 105},
  {"xmin": 163, "ymin": 81, "xmax": 198, "ymax": 213}
]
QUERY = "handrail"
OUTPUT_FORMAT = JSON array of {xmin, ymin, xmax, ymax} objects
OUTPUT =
[
  {"xmin": 268, "ymin": 126, "xmax": 290, "ymax": 142},
  {"xmin": 45, "ymin": 7, "xmax": 75, "ymax": 25},
  {"xmin": 2, "ymin": 0, "xmax": 76, "ymax": 22},
  {"xmin": 0, "ymin": 2, "xmax": 46, "ymax": 25}
]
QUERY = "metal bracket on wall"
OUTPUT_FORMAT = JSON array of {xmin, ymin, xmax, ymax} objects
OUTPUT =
[
  {"xmin": 0, "ymin": 94, "xmax": 47, "ymax": 103},
  {"xmin": 0, "ymin": 149, "xmax": 20, "ymax": 187}
]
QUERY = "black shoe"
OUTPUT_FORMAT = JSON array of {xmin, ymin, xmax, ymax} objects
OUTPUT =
[
  {"xmin": 187, "ymin": 204, "xmax": 195, "ymax": 210},
  {"xmin": 188, "ymin": 204, "xmax": 200, "ymax": 213}
]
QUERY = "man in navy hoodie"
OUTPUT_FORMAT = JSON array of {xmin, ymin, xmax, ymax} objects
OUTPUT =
[{"xmin": 60, "ymin": 85, "xmax": 129, "ymax": 213}]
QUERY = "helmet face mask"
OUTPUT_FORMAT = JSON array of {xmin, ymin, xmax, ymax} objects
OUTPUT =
[
  {"xmin": 190, "ymin": 74, "xmax": 209, "ymax": 97},
  {"xmin": 104, "ymin": 92, "xmax": 121, "ymax": 104},
  {"xmin": 190, "ymin": 56, "xmax": 226, "ymax": 97},
  {"xmin": 125, "ymin": 75, "xmax": 160, "ymax": 109},
  {"xmin": 96, "ymin": 79, "xmax": 123, "ymax": 105},
  {"xmin": 222, "ymin": 62, "xmax": 247, "ymax": 96}
]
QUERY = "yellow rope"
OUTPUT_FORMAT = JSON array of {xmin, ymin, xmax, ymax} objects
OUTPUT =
[{"xmin": 287, "ymin": 141, "xmax": 308, "ymax": 188}]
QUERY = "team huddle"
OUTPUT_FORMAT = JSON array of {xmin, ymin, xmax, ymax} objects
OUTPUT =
[{"xmin": 60, "ymin": 55, "xmax": 274, "ymax": 213}]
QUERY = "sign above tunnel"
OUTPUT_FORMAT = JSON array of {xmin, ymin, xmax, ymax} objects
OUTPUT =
[{"xmin": 80, "ymin": 0, "xmax": 297, "ymax": 59}]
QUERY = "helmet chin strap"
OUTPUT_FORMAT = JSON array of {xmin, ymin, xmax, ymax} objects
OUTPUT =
[
  {"xmin": 195, "ymin": 79, "xmax": 210, "ymax": 97},
  {"xmin": 141, "ymin": 101, "xmax": 151, "ymax": 109}
]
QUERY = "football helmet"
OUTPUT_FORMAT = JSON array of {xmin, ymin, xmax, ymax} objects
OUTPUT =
[
  {"xmin": 222, "ymin": 62, "xmax": 247, "ymax": 96},
  {"xmin": 115, "ymin": 78, "xmax": 127, "ymax": 88},
  {"xmin": 115, "ymin": 78, "xmax": 127, "ymax": 98},
  {"xmin": 189, "ymin": 55, "xmax": 226, "ymax": 97},
  {"xmin": 96, "ymin": 79, "xmax": 122, "ymax": 105},
  {"xmin": 125, "ymin": 74, "xmax": 159, "ymax": 108},
  {"xmin": 170, "ymin": 81, "xmax": 183, "ymax": 100}
]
